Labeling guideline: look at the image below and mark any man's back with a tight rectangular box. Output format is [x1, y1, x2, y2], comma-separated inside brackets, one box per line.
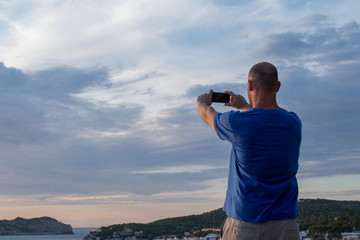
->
[215, 108, 302, 223]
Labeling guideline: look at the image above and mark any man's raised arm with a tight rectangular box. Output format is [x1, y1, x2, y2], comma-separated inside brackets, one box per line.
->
[197, 90, 218, 132]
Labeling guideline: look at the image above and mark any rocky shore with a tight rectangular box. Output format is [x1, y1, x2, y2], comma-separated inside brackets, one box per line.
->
[0, 216, 73, 235]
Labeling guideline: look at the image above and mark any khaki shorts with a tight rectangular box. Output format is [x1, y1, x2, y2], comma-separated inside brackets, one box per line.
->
[221, 217, 300, 240]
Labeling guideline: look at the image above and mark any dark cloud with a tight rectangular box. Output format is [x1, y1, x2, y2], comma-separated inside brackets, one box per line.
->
[0, 62, 231, 197]
[0, 62, 27, 87]
[254, 32, 310, 59]
[255, 18, 360, 64]
[0, 62, 150, 195]
[29, 66, 110, 101]
[299, 14, 330, 28]
[0, 63, 47, 143]
[0, 63, 136, 144]
[0, 166, 227, 196]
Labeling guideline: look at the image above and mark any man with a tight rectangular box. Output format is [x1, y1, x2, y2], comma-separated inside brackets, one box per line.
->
[197, 62, 301, 240]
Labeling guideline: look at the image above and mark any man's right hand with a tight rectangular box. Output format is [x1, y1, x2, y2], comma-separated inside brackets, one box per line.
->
[224, 91, 251, 111]
[197, 89, 218, 132]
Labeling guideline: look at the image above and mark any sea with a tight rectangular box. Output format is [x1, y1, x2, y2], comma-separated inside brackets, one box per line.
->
[0, 228, 93, 240]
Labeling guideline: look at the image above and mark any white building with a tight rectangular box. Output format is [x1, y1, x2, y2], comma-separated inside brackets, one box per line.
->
[299, 231, 308, 240]
[205, 233, 217, 240]
[342, 232, 360, 240]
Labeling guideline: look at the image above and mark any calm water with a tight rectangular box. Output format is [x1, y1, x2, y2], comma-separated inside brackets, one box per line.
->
[0, 228, 93, 240]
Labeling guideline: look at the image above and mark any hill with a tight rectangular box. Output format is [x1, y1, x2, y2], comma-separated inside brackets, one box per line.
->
[0, 217, 73, 236]
[298, 199, 360, 238]
[95, 208, 226, 239]
[94, 199, 360, 239]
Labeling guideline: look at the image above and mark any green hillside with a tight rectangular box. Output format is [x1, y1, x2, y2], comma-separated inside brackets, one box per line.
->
[298, 199, 360, 239]
[95, 199, 360, 239]
[97, 208, 226, 239]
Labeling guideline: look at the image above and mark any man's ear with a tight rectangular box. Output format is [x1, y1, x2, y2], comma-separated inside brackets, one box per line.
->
[248, 80, 253, 91]
[276, 81, 281, 92]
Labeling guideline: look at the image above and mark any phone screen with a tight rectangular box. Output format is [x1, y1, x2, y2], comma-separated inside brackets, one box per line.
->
[212, 92, 230, 103]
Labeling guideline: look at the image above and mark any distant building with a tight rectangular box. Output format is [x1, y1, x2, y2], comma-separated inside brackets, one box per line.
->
[201, 228, 220, 232]
[205, 233, 217, 240]
[154, 234, 177, 240]
[113, 231, 120, 238]
[299, 231, 308, 240]
[124, 236, 136, 240]
[166, 235, 178, 239]
[342, 232, 360, 240]
[122, 227, 133, 234]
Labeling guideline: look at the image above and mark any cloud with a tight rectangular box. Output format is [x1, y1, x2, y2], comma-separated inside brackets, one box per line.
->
[0, 62, 27, 87]
[300, 189, 360, 199]
[0, 62, 233, 198]
[132, 165, 227, 174]
[299, 14, 331, 28]
[0, 63, 127, 144]
[255, 17, 360, 66]
[0, 63, 146, 194]
[255, 32, 310, 59]
[30, 66, 109, 96]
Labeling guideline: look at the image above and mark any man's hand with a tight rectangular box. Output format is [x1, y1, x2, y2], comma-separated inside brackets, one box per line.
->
[224, 91, 251, 111]
[197, 90, 218, 132]
[197, 89, 213, 107]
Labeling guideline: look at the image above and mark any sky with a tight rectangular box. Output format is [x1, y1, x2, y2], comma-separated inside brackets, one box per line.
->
[0, 0, 359, 228]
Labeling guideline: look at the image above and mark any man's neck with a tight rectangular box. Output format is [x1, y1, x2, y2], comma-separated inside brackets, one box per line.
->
[250, 94, 280, 109]
[252, 103, 280, 109]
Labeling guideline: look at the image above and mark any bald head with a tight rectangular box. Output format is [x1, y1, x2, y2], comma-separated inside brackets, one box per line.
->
[249, 62, 279, 93]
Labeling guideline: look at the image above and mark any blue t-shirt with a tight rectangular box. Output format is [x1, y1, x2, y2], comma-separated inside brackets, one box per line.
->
[214, 108, 301, 223]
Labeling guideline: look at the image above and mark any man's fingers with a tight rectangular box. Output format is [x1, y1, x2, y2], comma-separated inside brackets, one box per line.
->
[225, 90, 234, 96]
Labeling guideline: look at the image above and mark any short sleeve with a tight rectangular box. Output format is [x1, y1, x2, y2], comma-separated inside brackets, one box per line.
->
[214, 111, 235, 141]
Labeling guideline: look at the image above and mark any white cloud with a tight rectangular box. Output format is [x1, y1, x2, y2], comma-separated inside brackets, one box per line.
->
[132, 165, 227, 174]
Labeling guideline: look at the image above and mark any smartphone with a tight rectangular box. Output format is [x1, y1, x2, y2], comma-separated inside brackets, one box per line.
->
[212, 92, 230, 103]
